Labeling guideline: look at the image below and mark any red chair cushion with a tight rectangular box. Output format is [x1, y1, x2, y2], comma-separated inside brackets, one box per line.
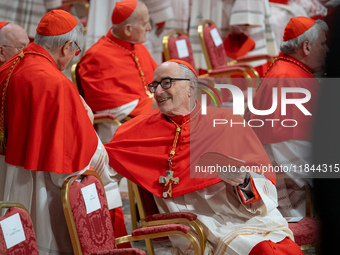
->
[168, 34, 196, 69]
[288, 217, 320, 246]
[145, 212, 197, 222]
[0, 207, 39, 254]
[203, 24, 228, 69]
[131, 224, 190, 236]
[69, 175, 116, 254]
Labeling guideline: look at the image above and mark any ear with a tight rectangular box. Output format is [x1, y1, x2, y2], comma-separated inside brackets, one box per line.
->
[302, 41, 311, 56]
[188, 80, 197, 97]
[123, 24, 133, 37]
[62, 40, 73, 56]
[0, 46, 6, 63]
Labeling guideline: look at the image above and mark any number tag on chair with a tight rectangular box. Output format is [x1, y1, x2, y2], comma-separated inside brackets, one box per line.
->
[210, 28, 223, 47]
[176, 39, 189, 58]
[0, 213, 25, 249]
[81, 183, 101, 214]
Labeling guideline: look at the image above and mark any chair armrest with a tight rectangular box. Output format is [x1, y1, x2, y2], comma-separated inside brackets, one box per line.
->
[93, 113, 122, 126]
[145, 212, 197, 222]
[132, 224, 190, 236]
[115, 224, 201, 254]
[142, 213, 206, 254]
[232, 54, 274, 64]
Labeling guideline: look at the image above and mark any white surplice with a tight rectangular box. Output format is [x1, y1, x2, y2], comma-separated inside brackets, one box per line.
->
[154, 172, 293, 255]
[0, 137, 121, 255]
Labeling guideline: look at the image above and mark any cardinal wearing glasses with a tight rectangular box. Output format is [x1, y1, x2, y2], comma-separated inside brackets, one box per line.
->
[0, 10, 123, 255]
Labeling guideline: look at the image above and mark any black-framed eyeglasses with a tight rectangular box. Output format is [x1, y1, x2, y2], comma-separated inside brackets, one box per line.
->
[74, 41, 81, 56]
[148, 78, 190, 93]
[65, 41, 81, 56]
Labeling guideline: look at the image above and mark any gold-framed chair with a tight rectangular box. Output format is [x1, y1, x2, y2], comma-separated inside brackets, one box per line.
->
[162, 29, 252, 82]
[0, 201, 39, 255]
[287, 184, 320, 252]
[127, 180, 207, 255]
[62, 170, 201, 255]
[163, 29, 251, 105]
[197, 19, 274, 89]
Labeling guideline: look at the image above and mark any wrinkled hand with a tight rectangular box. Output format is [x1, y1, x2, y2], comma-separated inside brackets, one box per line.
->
[197, 152, 247, 186]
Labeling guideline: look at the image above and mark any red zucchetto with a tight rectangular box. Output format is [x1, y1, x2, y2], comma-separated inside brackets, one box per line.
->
[36, 10, 77, 36]
[0, 22, 9, 30]
[283, 16, 316, 41]
[111, 0, 138, 25]
[223, 33, 255, 59]
[168, 59, 198, 77]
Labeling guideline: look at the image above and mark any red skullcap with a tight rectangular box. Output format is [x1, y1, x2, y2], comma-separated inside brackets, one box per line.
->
[36, 10, 77, 36]
[111, 0, 138, 25]
[0, 22, 9, 30]
[223, 33, 255, 59]
[168, 59, 198, 77]
[283, 16, 316, 41]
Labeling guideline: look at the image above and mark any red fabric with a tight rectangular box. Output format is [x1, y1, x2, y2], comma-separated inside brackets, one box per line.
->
[223, 33, 255, 59]
[140, 187, 159, 215]
[132, 224, 190, 236]
[288, 217, 320, 246]
[0, 22, 9, 30]
[112, 207, 132, 249]
[145, 212, 197, 222]
[283, 16, 316, 41]
[105, 103, 274, 199]
[156, 21, 166, 27]
[0, 207, 39, 254]
[167, 35, 196, 70]
[69, 175, 117, 254]
[269, 0, 289, 4]
[36, 10, 77, 36]
[111, 0, 137, 24]
[249, 237, 303, 255]
[247, 54, 318, 144]
[0, 43, 97, 173]
[77, 30, 157, 115]
[203, 23, 228, 69]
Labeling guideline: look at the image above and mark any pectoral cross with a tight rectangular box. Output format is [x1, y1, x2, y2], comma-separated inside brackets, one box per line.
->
[159, 170, 179, 198]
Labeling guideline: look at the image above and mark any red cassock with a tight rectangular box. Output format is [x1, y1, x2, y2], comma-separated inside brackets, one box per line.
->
[0, 43, 98, 173]
[247, 53, 319, 144]
[77, 29, 158, 116]
[105, 104, 275, 199]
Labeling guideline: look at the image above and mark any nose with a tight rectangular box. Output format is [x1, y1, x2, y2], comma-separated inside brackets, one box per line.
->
[146, 21, 152, 31]
[154, 83, 165, 95]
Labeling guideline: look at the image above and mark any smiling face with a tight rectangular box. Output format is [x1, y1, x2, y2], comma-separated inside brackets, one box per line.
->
[153, 62, 192, 117]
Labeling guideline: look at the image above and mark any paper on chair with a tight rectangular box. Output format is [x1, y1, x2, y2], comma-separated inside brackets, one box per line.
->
[176, 39, 189, 58]
[81, 183, 101, 214]
[0, 213, 26, 249]
[210, 28, 223, 47]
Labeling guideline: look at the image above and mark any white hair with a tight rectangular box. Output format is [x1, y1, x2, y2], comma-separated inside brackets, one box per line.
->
[280, 20, 328, 54]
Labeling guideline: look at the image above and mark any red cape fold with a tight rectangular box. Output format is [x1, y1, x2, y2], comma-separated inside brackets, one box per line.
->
[247, 53, 318, 144]
[0, 43, 98, 173]
[77, 30, 157, 116]
[105, 104, 274, 198]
